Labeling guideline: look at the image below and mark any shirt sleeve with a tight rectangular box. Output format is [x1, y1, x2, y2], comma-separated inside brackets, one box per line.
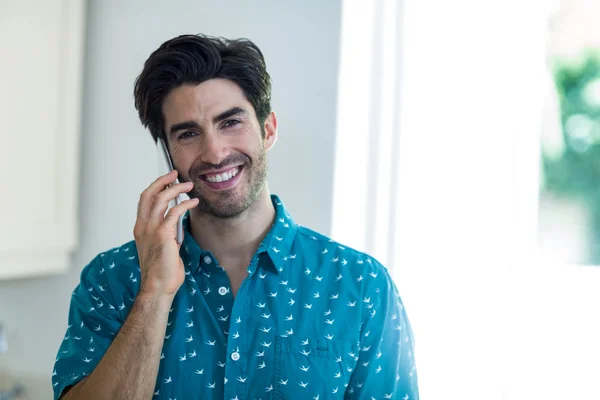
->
[52, 254, 123, 400]
[345, 260, 419, 400]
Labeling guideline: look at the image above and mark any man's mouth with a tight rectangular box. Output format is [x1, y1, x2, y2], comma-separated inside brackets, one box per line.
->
[200, 165, 243, 183]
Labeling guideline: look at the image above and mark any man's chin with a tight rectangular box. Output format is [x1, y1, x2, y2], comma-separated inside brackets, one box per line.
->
[192, 194, 249, 219]
[206, 205, 245, 219]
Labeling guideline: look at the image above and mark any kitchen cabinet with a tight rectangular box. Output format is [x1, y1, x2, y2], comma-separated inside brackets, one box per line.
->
[0, 0, 86, 279]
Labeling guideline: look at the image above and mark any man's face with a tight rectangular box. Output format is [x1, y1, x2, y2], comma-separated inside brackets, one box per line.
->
[162, 79, 277, 218]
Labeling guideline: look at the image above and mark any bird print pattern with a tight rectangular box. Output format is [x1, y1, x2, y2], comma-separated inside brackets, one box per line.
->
[52, 195, 419, 400]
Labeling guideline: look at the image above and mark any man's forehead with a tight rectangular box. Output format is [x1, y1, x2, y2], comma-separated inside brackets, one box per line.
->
[162, 80, 251, 124]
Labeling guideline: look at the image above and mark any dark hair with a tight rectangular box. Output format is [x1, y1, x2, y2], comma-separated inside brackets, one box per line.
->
[134, 34, 272, 143]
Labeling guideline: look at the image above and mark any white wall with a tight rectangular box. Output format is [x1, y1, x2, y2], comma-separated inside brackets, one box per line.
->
[0, 1, 342, 398]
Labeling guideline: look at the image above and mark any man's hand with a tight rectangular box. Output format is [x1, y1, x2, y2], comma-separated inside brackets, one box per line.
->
[133, 170, 198, 297]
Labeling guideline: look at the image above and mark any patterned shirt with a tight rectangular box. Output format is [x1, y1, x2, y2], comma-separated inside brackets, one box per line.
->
[53, 195, 419, 400]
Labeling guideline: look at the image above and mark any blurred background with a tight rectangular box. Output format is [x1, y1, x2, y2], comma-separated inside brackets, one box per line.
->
[2, 0, 600, 399]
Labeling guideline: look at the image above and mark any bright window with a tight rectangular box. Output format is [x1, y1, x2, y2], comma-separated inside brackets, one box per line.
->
[332, 1, 600, 399]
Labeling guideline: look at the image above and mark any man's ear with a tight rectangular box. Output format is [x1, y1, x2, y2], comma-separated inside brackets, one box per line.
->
[263, 111, 278, 151]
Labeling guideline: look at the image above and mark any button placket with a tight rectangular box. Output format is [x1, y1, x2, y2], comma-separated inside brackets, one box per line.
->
[224, 342, 246, 399]
[224, 275, 251, 399]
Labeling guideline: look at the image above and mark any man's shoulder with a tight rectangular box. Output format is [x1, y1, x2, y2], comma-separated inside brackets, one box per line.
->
[295, 225, 390, 275]
[79, 240, 141, 287]
[294, 226, 400, 312]
[96, 240, 139, 264]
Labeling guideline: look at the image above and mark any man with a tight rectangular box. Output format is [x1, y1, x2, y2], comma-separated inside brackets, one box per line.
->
[52, 34, 419, 400]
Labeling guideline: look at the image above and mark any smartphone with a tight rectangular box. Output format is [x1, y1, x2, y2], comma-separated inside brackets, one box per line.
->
[158, 138, 184, 244]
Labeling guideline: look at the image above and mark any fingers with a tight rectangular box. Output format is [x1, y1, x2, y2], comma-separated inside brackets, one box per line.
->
[137, 170, 178, 221]
[161, 198, 200, 237]
[148, 181, 194, 222]
[134, 171, 197, 242]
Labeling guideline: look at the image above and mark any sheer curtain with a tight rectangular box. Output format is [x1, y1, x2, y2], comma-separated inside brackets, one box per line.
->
[332, 1, 600, 399]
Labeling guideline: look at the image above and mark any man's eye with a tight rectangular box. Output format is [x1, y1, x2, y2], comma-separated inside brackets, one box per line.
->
[179, 131, 197, 140]
[223, 119, 240, 128]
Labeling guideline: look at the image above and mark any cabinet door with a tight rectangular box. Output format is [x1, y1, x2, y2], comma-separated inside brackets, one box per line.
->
[0, 0, 85, 279]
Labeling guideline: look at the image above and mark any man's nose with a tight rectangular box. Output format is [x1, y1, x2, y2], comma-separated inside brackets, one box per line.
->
[200, 132, 229, 166]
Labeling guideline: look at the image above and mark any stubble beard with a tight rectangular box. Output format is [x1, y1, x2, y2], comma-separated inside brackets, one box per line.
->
[187, 148, 268, 219]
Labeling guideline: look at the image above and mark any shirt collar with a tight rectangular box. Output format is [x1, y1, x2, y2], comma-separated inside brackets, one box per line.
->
[180, 194, 297, 275]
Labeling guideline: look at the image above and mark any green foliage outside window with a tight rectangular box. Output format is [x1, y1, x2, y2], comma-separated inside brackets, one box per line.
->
[543, 49, 600, 263]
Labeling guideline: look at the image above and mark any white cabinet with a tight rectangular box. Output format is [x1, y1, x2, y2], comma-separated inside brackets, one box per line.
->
[0, 0, 85, 279]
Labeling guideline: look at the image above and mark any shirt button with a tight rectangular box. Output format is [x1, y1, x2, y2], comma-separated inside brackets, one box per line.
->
[203, 256, 212, 264]
[218, 286, 228, 296]
[231, 351, 240, 361]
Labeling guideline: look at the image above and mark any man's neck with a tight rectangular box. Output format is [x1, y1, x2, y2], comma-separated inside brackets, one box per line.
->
[188, 188, 276, 270]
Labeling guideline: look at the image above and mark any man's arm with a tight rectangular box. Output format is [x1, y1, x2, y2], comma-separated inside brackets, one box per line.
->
[345, 261, 419, 399]
[61, 292, 172, 400]
[55, 171, 198, 400]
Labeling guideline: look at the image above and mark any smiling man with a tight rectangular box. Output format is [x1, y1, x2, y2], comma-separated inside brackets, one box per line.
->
[52, 34, 419, 400]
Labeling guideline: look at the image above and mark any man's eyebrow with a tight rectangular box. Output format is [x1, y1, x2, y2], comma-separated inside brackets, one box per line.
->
[213, 106, 248, 124]
[169, 121, 200, 137]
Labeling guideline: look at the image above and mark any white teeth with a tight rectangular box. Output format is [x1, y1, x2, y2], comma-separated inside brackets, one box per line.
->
[205, 167, 239, 183]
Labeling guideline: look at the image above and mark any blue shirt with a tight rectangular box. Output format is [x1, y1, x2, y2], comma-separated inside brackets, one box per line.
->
[53, 195, 419, 400]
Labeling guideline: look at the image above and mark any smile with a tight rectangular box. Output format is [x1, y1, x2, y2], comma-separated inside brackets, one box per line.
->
[202, 166, 241, 183]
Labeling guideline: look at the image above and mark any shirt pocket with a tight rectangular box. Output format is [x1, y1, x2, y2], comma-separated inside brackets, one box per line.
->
[273, 335, 358, 400]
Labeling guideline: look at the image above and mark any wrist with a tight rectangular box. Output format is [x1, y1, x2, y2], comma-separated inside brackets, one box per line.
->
[136, 288, 176, 309]
[139, 277, 181, 297]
